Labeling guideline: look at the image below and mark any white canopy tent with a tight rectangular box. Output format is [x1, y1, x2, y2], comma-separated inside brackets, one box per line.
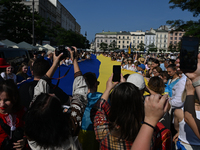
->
[43, 44, 55, 51]
[0, 41, 6, 48]
[36, 44, 48, 51]
[17, 41, 38, 51]
[0, 39, 16, 47]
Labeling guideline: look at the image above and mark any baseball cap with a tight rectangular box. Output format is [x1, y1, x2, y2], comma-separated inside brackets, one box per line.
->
[138, 64, 145, 70]
[127, 73, 145, 90]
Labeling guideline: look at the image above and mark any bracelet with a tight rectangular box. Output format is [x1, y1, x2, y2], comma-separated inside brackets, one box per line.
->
[142, 121, 156, 130]
[192, 79, 200, 87]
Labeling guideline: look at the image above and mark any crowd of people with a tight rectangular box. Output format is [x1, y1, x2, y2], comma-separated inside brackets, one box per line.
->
[0, 47, 199, 150]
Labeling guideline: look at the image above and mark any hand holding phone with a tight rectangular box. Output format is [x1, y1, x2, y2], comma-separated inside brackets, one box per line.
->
[112, 65, 121, 82]
[180, 37, 199, 73]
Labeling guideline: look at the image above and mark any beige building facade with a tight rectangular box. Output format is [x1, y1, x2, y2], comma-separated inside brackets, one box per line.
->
[117, 31, 131, 49]
[167, 30, 185, 50]
[130, 31, 145, 50]
[95, 31, 117, 51]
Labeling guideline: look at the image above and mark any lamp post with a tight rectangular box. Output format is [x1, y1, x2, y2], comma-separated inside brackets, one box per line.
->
[32, 0, 35, 46]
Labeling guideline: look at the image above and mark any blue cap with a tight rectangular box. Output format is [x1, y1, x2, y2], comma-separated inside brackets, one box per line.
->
[138, 64, 145, 70]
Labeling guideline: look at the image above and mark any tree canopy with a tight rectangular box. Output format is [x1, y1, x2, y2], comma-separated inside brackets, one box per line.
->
[0, 0, 90, 48]
[167, 0, 200, 38]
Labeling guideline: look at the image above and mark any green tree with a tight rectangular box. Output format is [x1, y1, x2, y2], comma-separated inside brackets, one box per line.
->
[109, 40, 117, 50]
[100, 42, 108, 51]
[0, 0, 51, 44]
[147, 43, 157, 52]
[168, 43, 176, 53]
[167, 0, 200, 38]
[138, 41, 145, 51]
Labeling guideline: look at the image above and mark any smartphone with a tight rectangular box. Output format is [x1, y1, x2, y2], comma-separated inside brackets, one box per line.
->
[112, 65, 121, 82]
[180, 37, 199, 72]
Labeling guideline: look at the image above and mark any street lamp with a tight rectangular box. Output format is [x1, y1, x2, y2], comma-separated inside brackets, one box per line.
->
[32, 0, 35, 46]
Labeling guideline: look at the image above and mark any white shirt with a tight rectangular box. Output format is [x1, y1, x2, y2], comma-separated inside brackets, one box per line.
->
[179, 108, 200, 145]
[63, 59, 72, 66]
[123, 64, 137, 72]
[0, 72, 17, 83]
[170, 74, 187, 109]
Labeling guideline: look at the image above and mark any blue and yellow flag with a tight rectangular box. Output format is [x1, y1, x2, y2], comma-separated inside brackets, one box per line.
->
[128, 43, 131, 54]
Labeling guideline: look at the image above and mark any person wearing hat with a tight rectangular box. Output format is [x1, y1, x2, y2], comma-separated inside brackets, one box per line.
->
[138, 57, 145, 64]
[0, 58, 17, 83]
[136, 64, 146, 75]
[44, 51, 53, 66]
[122, 57, 137, 72]
[127, 73, 146, 96]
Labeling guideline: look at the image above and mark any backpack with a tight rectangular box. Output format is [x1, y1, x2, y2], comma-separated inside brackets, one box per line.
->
[151, 122, 172, 150]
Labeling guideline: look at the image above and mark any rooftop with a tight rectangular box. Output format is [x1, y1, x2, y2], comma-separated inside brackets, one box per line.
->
[145, 32, 156, 35]
[96, 32, 117, 35]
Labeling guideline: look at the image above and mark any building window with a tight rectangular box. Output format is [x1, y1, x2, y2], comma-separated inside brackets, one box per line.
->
[179, 37, 181, 40]
[118, 45, 120, 48]
[137, 41, 139, 43]
[101, 40, 102, 42]
[127, 37, 129, 39]
[138, 37, 139, 39]
[170, 41, 172, 44]
[160, 35, 162, 38]
[133, 40, 135, 43]
[175, 33, 177, 36]
[170, 33, 173, 36]
[123, 41, 124, 43]
[141, 36, 143, 39]
[164, 40, 166, 43]
[164, 45, 166, 48]
[164, 35, 167, 38]
[123, 45, 125, 48]
[179, 33, 182, 36]
[175, 37, 177, 40]
[137, 45, 139, 48]
[170, 37, 173, 40]
[119, 36, 121, 39]
[123, 36, 125, 39]
[174, 41, 177, 44]
[97, 43, 99, 47]
[133, 37, 135, 39]
[127, 41, 129, 44]
[110, 40, 112, 42]
[97, 40, 99, 42]
[105, 40, 107, 42]
[119, 41, 120, 43]
[127, 45, 129, 48]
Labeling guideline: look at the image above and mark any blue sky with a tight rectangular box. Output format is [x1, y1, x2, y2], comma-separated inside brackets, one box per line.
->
[59, 0, 198, 43]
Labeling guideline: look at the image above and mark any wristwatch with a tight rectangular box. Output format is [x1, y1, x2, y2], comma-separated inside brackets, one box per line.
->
[192, 79, 200, 87]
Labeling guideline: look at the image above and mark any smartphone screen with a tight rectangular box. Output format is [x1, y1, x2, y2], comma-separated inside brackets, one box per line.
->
[112, 65, 121, 82]
[180, 37, 199, 72]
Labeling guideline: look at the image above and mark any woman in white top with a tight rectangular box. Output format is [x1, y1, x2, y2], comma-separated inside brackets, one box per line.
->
[173, 89, 200, 150]
[123, 58, 137, 72]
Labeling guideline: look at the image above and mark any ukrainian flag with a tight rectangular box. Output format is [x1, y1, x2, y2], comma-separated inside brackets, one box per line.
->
[128, 42, 131, 54]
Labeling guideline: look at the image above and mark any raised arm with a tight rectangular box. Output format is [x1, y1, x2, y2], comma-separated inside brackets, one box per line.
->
[46, 52, 63, 78]
[184, 78, 200, 139]
[131, 94, 169, 150]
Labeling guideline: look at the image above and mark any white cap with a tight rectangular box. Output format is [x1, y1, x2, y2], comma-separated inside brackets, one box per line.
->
[127, 73, 145, 90]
